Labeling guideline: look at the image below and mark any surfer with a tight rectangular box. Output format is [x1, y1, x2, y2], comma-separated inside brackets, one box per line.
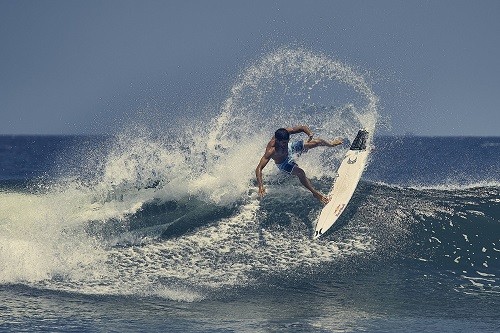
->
[256, 126, 343, 204]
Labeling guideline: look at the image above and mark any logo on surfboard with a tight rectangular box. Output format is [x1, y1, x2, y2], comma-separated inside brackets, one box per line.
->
[334, 203, 346, 217]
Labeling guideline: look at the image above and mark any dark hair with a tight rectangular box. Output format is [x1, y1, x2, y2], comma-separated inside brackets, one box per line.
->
[274, 128, 290, 141]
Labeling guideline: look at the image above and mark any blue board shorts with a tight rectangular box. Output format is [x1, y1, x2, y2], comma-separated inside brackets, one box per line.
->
[275, 140, 304, 174]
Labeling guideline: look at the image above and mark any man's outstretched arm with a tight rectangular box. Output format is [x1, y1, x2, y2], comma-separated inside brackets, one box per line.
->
[285, 125, 313, 140]
[255, 154, 271, 197]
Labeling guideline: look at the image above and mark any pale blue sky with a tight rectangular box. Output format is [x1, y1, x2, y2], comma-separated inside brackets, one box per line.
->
[1, 0, 499, 135]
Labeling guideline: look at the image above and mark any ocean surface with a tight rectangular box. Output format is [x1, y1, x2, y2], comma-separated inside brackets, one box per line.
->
[1, 49, 499, 332]
[1, 134, 498, 333]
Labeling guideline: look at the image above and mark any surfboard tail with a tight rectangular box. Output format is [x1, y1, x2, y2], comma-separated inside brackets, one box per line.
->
[313, 229, 320, 239]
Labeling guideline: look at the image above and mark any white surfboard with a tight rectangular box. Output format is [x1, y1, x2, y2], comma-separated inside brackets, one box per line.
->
[314, 129, 370, 239]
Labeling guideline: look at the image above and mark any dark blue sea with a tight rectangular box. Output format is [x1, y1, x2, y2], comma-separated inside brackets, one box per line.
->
[0, 134, 498, 333]
[1, 49, 499, 332]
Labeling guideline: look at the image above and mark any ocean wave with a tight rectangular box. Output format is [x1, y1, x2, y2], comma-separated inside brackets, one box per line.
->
[2, 178, 498, 301]
[0, 48, 380, 301]
[3, 45, 498, 302]
[407, 181, 500, 191]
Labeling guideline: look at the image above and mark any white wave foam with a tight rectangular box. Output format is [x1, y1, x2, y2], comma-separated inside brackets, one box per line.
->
[371, 180, 500, 192]
[408, 180, 500, 191]
[0, 191, 108, 284]
[92, 198, 373, 298]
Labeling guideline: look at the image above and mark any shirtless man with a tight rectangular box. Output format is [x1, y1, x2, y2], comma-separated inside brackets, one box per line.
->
[255, 125, 343, 204]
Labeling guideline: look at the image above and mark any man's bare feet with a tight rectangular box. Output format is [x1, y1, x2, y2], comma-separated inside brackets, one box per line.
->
[313, 192, 330, 205]
[329, 137, 343, 146]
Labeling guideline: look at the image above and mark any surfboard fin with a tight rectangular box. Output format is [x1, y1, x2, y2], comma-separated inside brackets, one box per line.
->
[314, 229, 323, 239]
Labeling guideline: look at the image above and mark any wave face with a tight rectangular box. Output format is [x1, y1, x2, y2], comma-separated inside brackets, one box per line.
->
[1, 48, 499, 305]
[1, 178, 498, 302]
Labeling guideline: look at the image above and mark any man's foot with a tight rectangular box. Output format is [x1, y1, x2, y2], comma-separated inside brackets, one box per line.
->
[313, 192, 330, 205]
[329, 137, 343, 146]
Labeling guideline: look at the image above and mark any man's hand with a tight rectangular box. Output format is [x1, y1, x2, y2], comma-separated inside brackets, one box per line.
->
[256, 150, 271, 199]
[258, 186, 266, 198]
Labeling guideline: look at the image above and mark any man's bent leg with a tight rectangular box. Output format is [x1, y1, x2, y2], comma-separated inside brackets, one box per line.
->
[304, 137, 343, 150]
[291, 166, 329, 204]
